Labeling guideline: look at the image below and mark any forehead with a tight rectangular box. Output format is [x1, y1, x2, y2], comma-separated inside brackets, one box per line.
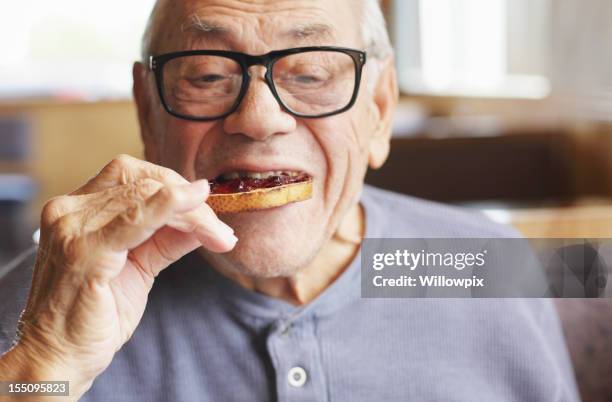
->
[154, 0, 360, 54]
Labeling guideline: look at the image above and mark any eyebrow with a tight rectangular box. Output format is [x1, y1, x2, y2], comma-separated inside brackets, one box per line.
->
[182, 15, 231, 37]
[286, 23, 335, 41]
[182, 15, 336, 46]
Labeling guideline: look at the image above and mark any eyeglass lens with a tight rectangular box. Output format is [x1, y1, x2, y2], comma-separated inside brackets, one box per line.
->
[162, 50, 357, 118]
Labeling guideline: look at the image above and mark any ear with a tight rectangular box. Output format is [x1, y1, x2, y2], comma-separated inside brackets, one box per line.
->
[133, 62, 160, 164]
[368, 57, 399, 170]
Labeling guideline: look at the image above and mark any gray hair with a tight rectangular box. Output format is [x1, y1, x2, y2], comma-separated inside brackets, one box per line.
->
[360, 0, 394, 90]
[142, 0, 392, 59]
[360, 0, 393, 60]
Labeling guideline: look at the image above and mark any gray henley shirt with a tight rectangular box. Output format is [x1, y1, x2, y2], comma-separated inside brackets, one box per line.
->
[0, 185, 580, 401]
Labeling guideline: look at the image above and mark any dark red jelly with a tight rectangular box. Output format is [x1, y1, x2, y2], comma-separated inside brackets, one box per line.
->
[210, 173, 311, 194]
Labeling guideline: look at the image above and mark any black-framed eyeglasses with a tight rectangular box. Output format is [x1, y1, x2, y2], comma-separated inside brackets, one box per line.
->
[148, 46, 367, 121]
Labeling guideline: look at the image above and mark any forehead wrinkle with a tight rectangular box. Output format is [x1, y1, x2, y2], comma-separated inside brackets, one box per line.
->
[161, 1, 356, 54]
[180, 18, 338, 50]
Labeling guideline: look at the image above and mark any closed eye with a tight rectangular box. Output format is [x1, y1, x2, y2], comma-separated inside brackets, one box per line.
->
[195, 74, 225, 83]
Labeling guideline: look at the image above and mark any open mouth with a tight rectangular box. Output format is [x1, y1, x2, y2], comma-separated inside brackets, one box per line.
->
[209, 171, 311, 194]
[207, 171, 313, 214]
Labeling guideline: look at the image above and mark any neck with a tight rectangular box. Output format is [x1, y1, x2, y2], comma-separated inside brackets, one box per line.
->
[212, 203, 365, 305]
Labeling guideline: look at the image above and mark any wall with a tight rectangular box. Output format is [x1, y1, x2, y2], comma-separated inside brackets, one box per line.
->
[0, 100, 143, 218]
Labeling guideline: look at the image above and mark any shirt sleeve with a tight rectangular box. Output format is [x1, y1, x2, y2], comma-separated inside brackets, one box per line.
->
[0, 247, 36, 354]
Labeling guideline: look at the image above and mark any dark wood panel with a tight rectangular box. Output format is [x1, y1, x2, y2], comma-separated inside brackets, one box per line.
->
[365, 133, 576, 203]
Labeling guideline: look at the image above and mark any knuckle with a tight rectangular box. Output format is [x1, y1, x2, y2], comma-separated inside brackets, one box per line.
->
[116, 182, 156, 210]
[59, 235, 82, 267]
[159, 186, 182, 207]
[52, 214, 77, 240]
[114, 153, 134, 165]
[134, 178, 163, 197]
[106, 154, 135, 184]
[49, 216, 83, 265]
[107, 154, 128, 171]
[40, 196, 69, 227]
[120, 184, 142, 203]
[120, 202, 146, 226]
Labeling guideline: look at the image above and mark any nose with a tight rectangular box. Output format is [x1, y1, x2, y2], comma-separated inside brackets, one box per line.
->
[223, 67, 296, 141]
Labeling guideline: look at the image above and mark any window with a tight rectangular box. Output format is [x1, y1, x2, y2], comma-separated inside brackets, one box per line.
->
[0, 0, 156, 100]
[392, 0, 551, 99]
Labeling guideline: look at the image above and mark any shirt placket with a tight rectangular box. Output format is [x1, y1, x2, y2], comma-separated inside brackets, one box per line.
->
[266, 315, 327, 402]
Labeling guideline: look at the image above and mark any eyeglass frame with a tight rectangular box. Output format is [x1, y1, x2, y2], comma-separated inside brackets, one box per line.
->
[148, 46, 367, 122]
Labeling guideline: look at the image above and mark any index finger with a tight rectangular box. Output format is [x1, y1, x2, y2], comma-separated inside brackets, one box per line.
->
[71, 154, 189, 196]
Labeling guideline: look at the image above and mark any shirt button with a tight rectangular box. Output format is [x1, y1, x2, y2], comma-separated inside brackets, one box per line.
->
[287, 366, 307, 388]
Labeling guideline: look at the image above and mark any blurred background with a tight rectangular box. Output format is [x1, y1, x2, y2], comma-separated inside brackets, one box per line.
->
[1, 0, 612, 264]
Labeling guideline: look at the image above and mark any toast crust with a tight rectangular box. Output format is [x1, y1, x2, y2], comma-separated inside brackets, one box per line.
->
[207, 179, 313, 213]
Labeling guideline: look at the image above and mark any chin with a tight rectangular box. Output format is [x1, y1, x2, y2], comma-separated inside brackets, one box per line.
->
[204, 199, 326, 277]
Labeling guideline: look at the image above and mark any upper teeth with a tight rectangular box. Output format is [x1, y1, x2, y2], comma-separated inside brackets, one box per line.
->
[220, 171, 295, 180]
[221, 172, 240, 180]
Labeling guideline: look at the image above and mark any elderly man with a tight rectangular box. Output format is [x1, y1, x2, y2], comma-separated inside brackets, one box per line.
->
[0, 0, 580, 401]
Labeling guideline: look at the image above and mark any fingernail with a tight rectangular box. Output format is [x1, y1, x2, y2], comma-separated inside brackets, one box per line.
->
[219, 230, 238, 246]
[228, 233, 238, 245]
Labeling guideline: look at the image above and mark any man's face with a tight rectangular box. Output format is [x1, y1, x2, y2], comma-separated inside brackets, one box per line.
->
[134, 0, 397, 277]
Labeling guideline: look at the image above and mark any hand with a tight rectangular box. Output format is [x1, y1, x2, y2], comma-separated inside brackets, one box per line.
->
[0, 155, 236, 399]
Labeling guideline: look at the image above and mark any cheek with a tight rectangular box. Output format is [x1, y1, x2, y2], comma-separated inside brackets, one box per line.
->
[307, 117, 369, 205]
[312, 114, 370, 174]
[158, 120, 217, 180]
